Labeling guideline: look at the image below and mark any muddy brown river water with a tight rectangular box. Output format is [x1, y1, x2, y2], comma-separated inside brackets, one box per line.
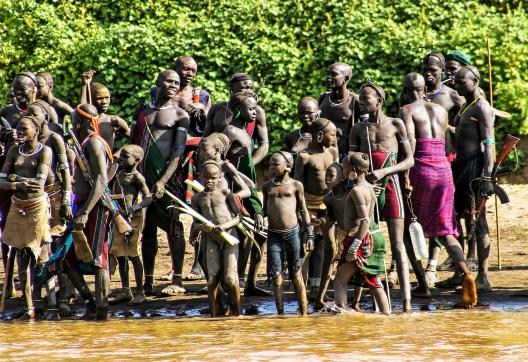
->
[1, 305, 527, 360]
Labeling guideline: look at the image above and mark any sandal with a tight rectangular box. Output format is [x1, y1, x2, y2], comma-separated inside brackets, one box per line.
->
[184, 272, 205, 281]
[110, 289, 133, 304]
[437, 257, 455, 271]
[156, 270, 174, 281]
[129, 293, 146, 305]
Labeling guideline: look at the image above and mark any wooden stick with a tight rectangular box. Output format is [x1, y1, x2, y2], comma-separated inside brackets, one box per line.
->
[487, 38, 502, 270]
[0, 247, 15, 313]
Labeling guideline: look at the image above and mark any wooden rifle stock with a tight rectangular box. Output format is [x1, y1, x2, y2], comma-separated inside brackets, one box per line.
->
[494, 134, 520, 171]
[69, 130, 132, 235]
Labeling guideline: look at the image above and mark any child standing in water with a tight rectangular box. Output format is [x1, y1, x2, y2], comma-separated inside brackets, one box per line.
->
[333, 152, 390, 314]
[190, 160, 242, 317]
[259, 151, 314, 315]
[110, 144, 152, 305]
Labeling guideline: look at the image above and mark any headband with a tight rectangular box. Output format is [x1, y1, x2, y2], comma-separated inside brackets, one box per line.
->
[276, 151, 293, 167]
[76, 105, 100, 133]
[200, 160, 223, 171]
[360, 80, 386, 103]
[31, 101, 50, 123]
[231, 73, 252, 84]
[19, 115, 41, 130]
[422, 53, 445, 69]
[462, 66, 480, 81]
[16, 72, 38, 87]
[311, 118, 331, 133]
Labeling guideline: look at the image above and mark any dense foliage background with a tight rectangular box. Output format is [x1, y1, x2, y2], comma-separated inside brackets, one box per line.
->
[1, 0, 526, 163]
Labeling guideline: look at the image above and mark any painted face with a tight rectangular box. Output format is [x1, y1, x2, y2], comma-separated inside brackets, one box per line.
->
[27, 104, 48, 125]
[231, 80, 253, 95]
[176, 59, 197, 86]
[94, 87, 111, 113]
[16, 118, 39, 143]
[454, 70, 476, 97]
[158, 72, 180, 99]
[13, 76, 36, 107]
[297, 100, 318, 127]
[239, 97, 257, 122]
[201, 165, 222, 191]
[268, 153, 289, 177]
[36, 76, 51, 98]
[118, 149, 137, 168]
[326, 65, 347, 89]
[358, 88, 380, 114]
[421, 64, 442, 87]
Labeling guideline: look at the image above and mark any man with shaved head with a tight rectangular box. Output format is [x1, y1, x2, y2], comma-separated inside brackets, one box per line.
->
[131, 69, 190, 295]
[446, 65, 495, 292]
[350, 80, 414, 312]
[80, 70, 130, 150]
[319, 62, 359, 158]
[36, 72, 73, 126]
[399, 73, 476, 303]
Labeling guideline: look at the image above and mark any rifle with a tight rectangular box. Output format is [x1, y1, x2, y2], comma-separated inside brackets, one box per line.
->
[466, 134, 520, 241]
[69, 129, 132, 236]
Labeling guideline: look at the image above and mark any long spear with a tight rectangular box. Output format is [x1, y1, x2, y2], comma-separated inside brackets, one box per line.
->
[487, 38, 502, 270]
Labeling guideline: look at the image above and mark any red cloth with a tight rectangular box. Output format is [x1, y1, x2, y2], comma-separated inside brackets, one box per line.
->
[370, 151, 404, 219]
[407, 138, 459, 238]
[338, 234, 382, 288]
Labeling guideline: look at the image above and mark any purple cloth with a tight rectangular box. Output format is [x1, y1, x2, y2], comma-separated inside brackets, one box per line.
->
[408, 138, 459, 237]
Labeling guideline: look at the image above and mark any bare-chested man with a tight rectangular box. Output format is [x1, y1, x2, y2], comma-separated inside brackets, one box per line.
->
[63, 104, 113, 320]
[284, 97, 319, 157]
[131, 70, 189, 295]
[0, 115, 52, 319]
[333, 152, 390, 314]
[205, 73, 269, 166]
[36, 72, 73, 126]
[190, 161, 242, 317]
[80, 71, 130, 150]
[222, 93, 267, 295]
[421, 52, 469, 278]
[319, 62, 359, 158]
[399, 73, 477, 306]
[449, 66, 495, 292]
[260, 152, 313, 315]
[294, 118, 336, 297]
[350, 81, 414, 312]
[445, 51, 472, 89]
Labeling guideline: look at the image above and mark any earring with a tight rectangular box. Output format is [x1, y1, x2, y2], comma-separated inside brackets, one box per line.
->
[317, 133, 323, 143]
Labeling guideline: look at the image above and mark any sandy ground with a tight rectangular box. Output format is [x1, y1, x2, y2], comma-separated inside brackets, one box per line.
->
[0, 184, 527, 319]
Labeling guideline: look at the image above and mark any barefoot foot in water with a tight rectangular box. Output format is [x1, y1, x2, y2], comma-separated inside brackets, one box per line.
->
[475, 275, 492, 292]
[412, 285, 432, 298]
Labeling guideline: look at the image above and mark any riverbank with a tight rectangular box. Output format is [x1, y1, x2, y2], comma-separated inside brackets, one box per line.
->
[1, 184, 527, 320]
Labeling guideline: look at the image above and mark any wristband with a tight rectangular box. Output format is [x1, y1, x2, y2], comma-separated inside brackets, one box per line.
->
[62, 191, 72, 205]
[11, 182, 16, 190]
[0, 173, 7, 179]
[347, 238, 362, 254]
[482, 138, 495, 145]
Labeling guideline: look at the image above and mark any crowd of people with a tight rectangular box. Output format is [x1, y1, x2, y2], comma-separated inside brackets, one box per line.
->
[0, 50, 498, 320]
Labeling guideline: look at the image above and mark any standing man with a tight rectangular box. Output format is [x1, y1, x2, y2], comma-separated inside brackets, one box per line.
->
[80, 71, 130, 150]
[399, 73, 476, 304]
[65, 104, 113, 320]
[36, 72, 73, 126]
[284, 97, 319, 157]
[450, 66, 495, 291]
[350, 81, 414, 312]
[420, 52, 466, 279]
[131, 70, 190, 295]
[205, 73, 269, 166]
[319, 62, 359, 158]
